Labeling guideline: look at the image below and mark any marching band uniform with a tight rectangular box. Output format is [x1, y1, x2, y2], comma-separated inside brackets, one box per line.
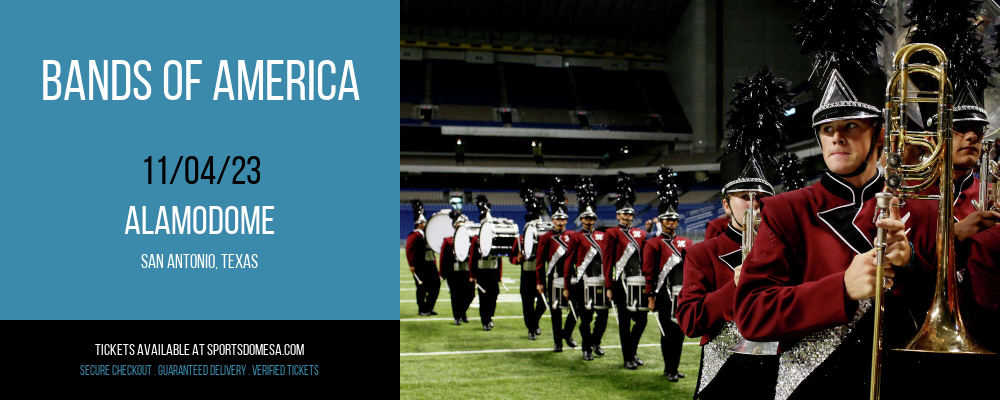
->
[439, 210, 474, 325]
[644, 167, 690, 381]
[512, 236, 546, 340]
[677, 65, 794, 396]
[564, 180, 608, 361]
[704, 217, 728, 241]
[470, 195, 503, 331]
[734, 10, 941, 397]
[514, 188, 548, 340]
[406, 201, 440, 316]
[960, 225, 1000, 353]
[603, 172, 647, 369]
[536, 184, 577, 351]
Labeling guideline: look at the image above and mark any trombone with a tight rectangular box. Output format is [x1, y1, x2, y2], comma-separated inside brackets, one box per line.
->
[873, 42, 993, 400]
[972, 139, 998, 212]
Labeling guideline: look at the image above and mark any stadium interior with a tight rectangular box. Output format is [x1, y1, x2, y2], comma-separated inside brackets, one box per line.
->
[400, 0, 828, 243]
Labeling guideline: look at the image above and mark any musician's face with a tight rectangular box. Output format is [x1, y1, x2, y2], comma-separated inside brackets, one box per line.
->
[661, 219, 678, 233]
[953, 122, 986, 170]
[553, 218, 567, 230]
[581, 217, 595, 230]
[617, 213, 633, 227]
[417, 222, 426, 231]
[723, 191, 765, 232]
[818, 118, 883, 175]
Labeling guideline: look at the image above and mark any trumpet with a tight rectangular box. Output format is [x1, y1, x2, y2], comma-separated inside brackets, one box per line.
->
[972, 139, 998, 212]
[742, 192, 759, 261]
[873, 42, 992, 400]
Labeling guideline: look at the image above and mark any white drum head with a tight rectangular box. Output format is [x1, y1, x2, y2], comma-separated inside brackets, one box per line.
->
[425, 212, 454, 254]
[479, 221, 496, 256]
[524, 224, 537, 257]
[454, 225, 471, 262]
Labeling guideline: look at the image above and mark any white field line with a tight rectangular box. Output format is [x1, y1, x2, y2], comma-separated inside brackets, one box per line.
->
[400, 343, 698, 356]
[403, 293, 522, 303]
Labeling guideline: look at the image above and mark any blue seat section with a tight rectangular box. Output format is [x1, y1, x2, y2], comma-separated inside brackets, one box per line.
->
[504, 64, 576, 109]
[400, 118, 422, 125]
[431, 61, 500, 106]
[573, 68, 645, 112]
[510, 122, 580, 130]
[401, 60, 424, 104]
[430, 120, 503, 127]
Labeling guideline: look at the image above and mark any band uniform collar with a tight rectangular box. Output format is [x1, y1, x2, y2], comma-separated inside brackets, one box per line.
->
[724, 223, 742, 245]
[820, 169, 884, 207]
[955, 169, 975, 194]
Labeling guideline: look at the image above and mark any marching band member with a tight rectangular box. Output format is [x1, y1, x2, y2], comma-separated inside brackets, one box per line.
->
[406, 200, 440, 316]
[564, 177, 609, 361]
[644, 166, 690, 382]
[910, 5, 1000, 241]
[603, 172, 647, 370]
[676, 66, 789, 398]
[470, 195, 503, 331]
[734, 4, 941, 398]
[439, 209, 475, 325]
[511, 189, 547, 340]
[535, 178, 578, 352]
[906, 0, 1000, 355]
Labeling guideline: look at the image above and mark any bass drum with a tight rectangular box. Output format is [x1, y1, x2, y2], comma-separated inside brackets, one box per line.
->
[425, 211, 454, 254]
[454, 224, 472, 262]
[522, 220, 553, 261]
[479, 219, 518, 257]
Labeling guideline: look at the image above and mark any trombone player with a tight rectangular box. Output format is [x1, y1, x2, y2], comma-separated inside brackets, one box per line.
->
[734, 2, 942, 398]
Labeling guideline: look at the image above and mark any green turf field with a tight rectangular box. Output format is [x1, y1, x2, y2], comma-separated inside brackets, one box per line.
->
[399, 249, 702, 399]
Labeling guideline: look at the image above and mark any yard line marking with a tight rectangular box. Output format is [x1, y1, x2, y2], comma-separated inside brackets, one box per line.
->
[400, 343, 697, 356]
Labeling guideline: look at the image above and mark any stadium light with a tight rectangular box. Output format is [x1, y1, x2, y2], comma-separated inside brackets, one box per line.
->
[785, 107, 796, 116]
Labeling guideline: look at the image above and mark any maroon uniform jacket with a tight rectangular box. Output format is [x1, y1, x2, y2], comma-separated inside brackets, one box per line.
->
[405, 229, 438, 272]
[469, 235, 503, 277]
[534, 229, 572, 284]
[676, 224, 742, 345]
[960, 225, 1000, 352]
[642, 232, 691, 294]
[439, 236, 473, 278]
[917, 170, 980, 222]
[601, 225, 647, 288]
[563, 228, 607, 287]
[735, 172, 939, 346]
[705, 217, 729, 241]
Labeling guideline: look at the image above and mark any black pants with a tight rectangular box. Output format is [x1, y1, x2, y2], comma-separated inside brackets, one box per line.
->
[612, 279, 647, 362]
[413, 266, 440, 314]
[548, 276, 577, 346]
[520, 269, 545, 332]
[656, 290, 685, 373]
[573, 283, 609, 351]
[446, 272, 474, 320]
[474, 269, 499, 326]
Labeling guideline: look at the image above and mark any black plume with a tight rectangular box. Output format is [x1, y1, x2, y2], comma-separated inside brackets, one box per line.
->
[776, 153, 807, 192]
[905, 0, 992, 93]
[575, 177, 596, 210]
[615, 171, 636, 210]
[724, 66, 792, 166]
[520, 188, 543, 219]
[411, 200, 424, 222]
[475, 194, 491, 220]
[549, 177, 567, 215]
[656, 166, 679, 215]
[793, 0, 893, 72]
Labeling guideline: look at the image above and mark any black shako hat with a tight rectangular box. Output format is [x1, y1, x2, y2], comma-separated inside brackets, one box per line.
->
[656, 166, 680, 220]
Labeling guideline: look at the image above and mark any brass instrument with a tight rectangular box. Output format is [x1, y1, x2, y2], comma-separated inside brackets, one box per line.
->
[873, 42, 993, 400]
[728, 192, 779, 355]
[742, 192, 759, 261]
[972, 139, 998, 212]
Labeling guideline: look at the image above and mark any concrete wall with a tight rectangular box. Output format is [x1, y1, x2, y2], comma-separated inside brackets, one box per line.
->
[665, 0, 812, 153]
[665, 0, 718, 154]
